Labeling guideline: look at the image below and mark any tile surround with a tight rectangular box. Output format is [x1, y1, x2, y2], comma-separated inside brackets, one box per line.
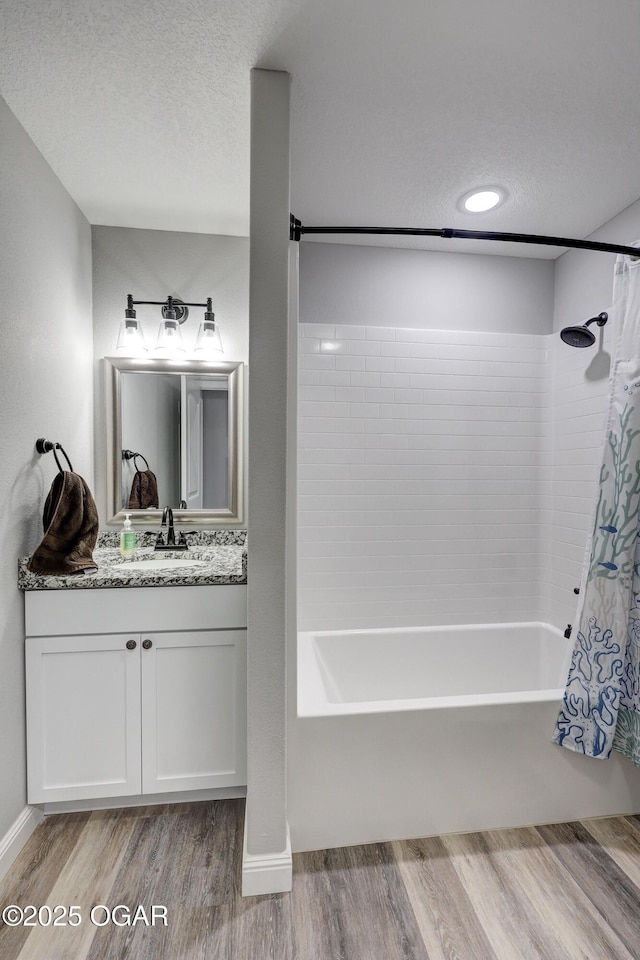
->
[298, 323, 608, 632]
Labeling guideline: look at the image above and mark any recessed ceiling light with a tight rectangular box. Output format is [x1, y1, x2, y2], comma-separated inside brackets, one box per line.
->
[459, 186, 506, 214]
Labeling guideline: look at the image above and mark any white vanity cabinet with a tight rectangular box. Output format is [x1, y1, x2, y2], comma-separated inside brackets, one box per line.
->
[25, 585, 247, 805]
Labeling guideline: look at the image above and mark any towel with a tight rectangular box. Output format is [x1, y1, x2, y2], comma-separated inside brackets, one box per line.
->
[28, 471, 99, 576]
[128, 469, 159, 509]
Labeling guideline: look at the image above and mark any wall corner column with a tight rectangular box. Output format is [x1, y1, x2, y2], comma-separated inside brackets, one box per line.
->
[243, 67, 293, 896]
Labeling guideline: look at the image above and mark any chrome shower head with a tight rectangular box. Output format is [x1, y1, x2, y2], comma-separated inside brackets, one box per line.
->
[560, 312, 608, 348]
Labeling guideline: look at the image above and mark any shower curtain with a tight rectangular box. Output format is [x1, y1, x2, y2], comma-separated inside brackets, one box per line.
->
[553, 251, 640, 768]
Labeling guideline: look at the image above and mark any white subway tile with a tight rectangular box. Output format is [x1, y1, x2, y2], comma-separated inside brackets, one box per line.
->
[365, 357, 396, 372]
[335, 324, 366, 339]
[336, 386, 365, 402]
[394, 358, 426, 373]
[349, 402, 381, 418]
[350, 372, 381, 387]
[394, 388, 424, 404]
[336, 355, 366, 371]
[320, 339, 350, 354]
[364, 387, 395, 403]
[365, 326, 396, 341]
[298, 369, 320, 386]
[380, 373, 411, 388]
[379, 403, 409, 418]
[299, 337, 320, 354]
[358, 340, 382, 356]
[300, 385, 336, 402]
[302, 354, 336, 370]
[298, 463, 352, 481]
[320, 370, 352, 386]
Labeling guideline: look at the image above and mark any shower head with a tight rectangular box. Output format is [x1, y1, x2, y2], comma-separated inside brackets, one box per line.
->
[560, 325, 596, 347]
[560, 312, 608, 348]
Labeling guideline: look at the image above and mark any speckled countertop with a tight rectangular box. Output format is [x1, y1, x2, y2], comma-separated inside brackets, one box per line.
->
[18, 531, 247, 591]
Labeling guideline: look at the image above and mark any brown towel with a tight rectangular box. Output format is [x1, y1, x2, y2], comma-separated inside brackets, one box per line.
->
[28, 471, 99, 576]
[128, 469, 159, 509]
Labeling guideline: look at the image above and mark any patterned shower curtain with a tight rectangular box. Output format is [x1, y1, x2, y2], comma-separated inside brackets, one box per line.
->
[553, 251, 640, 768]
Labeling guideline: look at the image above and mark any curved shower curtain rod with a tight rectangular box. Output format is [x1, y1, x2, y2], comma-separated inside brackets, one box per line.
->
[289, 215, 640, 259]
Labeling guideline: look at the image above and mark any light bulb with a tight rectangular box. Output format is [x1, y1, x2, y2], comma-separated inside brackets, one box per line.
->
[156, 319, 186, 355]
[194, 319, 223, 356]
[116, 316, 147, 355]
[459, 186, 506, 214]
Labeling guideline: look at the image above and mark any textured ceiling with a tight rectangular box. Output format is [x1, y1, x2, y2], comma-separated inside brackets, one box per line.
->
[1, 0, 640, 257]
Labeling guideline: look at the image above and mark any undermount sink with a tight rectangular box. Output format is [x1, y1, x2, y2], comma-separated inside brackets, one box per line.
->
[115, 557, 208, 572]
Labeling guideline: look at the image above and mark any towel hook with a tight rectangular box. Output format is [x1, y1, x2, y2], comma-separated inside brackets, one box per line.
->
[36, 438, 74, 474]
[122, 449, 150, 471]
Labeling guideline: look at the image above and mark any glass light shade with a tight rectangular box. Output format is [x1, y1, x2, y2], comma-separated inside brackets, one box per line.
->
[194, 320, 223, 356]
[116, 317, 147, 354]
[156, 319, 186, 354]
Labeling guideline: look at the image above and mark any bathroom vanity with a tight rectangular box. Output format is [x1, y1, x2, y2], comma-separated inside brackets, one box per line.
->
[19, 533, 247, 808]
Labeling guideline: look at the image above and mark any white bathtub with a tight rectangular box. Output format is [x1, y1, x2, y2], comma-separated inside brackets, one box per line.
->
[298, 621, 569, 716]
[289, 621, 640, 852]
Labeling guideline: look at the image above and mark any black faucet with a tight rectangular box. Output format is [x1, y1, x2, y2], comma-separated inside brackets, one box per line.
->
[155, 506, 188, 551]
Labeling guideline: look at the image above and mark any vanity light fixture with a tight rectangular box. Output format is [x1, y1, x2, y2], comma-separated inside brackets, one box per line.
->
[117, 294, 223, 358]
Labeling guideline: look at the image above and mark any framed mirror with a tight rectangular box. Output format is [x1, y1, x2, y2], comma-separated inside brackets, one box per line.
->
[104, 357, 244, 525]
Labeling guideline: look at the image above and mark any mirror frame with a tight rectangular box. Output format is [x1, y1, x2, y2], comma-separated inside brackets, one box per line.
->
[104, 356, 244, 526]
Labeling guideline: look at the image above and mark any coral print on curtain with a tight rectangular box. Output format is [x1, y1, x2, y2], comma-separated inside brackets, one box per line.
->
[553, 250, 640, 768]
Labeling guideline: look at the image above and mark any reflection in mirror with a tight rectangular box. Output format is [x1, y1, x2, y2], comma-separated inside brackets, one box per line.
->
[105, 357, 243, 525]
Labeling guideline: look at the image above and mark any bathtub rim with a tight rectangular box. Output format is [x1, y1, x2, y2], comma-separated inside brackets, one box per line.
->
[298, 620, 568, 719]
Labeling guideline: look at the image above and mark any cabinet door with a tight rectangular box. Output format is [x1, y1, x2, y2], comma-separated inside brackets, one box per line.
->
[141, 630, 247, 793]
[26, 634, 142, 804]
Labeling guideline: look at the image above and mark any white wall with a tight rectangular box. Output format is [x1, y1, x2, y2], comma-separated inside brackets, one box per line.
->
[300, 241, 555, 333]
[0, 96, 93, 839]
[91, 225, 249, 524]
[298, 323, 547, 629]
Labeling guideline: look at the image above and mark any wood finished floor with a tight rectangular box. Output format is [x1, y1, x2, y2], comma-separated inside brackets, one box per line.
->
[1, 801, 640, 959]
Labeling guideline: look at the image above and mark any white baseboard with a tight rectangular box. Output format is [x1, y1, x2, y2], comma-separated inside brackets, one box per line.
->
[41, 785, 246, 815]
[241, 812, 292, 897]
[0, 806, 44, 885]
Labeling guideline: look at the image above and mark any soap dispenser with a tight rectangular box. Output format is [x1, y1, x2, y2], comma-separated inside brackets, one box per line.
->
[120, 513, 136, 558]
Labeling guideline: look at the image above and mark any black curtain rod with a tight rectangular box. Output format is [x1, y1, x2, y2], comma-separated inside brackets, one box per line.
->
[289, 215, 640, 258]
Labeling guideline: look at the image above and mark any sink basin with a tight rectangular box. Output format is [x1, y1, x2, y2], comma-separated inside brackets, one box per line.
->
[115, 557, 208, 572]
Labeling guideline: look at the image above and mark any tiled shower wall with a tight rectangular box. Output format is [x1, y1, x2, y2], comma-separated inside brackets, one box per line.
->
[298, 323, 549, 630]
[298, 322, 612, 632]
[539, 334, 611, 628]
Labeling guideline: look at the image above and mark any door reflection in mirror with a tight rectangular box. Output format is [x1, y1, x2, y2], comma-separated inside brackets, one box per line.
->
[105, 357, 243, 525]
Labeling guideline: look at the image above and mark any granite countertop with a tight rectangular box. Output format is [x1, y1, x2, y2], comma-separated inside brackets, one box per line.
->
[18, 531, 247, 591]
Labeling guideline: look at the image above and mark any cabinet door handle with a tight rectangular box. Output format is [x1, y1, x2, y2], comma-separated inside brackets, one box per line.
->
[126, 639, 137, 651]
[142, 639, 153, 650]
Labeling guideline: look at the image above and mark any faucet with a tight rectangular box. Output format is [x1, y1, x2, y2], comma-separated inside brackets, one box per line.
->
[154, 506, 188, 551]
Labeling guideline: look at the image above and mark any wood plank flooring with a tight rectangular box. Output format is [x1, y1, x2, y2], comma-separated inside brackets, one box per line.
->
[1, 800, 640, 959]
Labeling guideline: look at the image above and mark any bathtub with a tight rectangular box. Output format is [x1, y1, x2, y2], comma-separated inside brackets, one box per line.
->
[288, 621, 640, 852]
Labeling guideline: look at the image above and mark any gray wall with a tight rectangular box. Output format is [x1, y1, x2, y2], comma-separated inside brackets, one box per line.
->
[246, 68, 291, 864]
[92, 225, 249, 524]
[554, 196, 640, 331]
[300, 241, 555, 333]
[0, 96, 93, 839]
